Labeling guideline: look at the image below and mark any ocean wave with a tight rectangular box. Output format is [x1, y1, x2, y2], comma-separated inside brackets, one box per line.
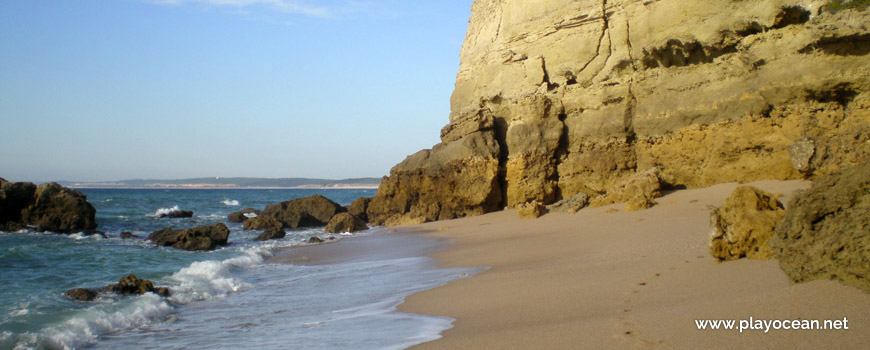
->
[148, 205, 180, 218]
[221, 199, 240, 206]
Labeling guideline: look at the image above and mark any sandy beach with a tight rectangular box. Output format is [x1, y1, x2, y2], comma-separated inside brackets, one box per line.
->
[391, 180, 870, 349]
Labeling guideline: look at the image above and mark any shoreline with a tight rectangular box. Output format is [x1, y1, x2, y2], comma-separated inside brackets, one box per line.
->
[394, 180, 870, 349]
[67, 186, 380, 190]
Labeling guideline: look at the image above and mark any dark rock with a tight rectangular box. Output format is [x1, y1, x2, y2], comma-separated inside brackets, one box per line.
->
[347, 197, 371, 222]
[65, 288, 99, 301]
[243, 216, 283, 231]
[771, 162, 870, 292]
[308, 237, 324, 244]
[709, 186, 784, 261]
[19, 182, 97, 233]
[254, 228, 286, 241]
[325, 213, 368, 233]
[227, 208, 260, 223]
[120, 232, 141, 239]
[147, 223, 230, 251]
[160, 209, 193, 218]
[106, 274, 171, 297]
[260, 195, 345, 229]
[0, 181, 37, 231]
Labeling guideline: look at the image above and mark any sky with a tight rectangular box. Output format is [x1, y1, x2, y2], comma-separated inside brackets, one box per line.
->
[0, 0, 473, 182]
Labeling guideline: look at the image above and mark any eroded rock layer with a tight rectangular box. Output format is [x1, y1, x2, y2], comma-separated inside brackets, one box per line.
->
[369, 0, 870, 225]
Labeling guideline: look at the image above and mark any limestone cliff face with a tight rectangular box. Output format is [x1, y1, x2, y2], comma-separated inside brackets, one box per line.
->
[368, 0, 870, 225]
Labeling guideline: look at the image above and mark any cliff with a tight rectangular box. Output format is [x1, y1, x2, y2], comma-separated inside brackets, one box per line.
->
[368, 0, 870, 226]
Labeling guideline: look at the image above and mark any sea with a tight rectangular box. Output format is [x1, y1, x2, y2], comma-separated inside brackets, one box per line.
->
[0, 189, 474, 350]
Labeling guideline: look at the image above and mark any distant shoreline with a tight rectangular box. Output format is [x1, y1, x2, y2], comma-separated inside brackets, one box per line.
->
[69, 185, 380, 190]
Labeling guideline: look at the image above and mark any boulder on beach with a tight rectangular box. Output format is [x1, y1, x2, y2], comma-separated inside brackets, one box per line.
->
[708, 186, 785, 261]
[160, 209, 193, 218]
[260, 195, 345, 229]
[1, 181, 96, 233]
[771, 162, 870, 292]
[548, 192, 589, 214]
[325, 213, 368, 233]
[591, 168, 663, 211]
[517, 200, 547, 219]
[148, 223, 230, 251]
[227, 208, 260, 223]
[347, 197, 371, 222]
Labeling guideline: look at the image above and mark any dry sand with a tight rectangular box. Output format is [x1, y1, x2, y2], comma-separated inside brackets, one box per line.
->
[396, 180, 870, 349]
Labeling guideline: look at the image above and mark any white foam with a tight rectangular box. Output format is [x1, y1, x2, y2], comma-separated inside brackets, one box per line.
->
[243, 212, 258, 218]
[149, 205, 180, 217]
[221, 199, 240, 206]
[166, 247, 268, 304]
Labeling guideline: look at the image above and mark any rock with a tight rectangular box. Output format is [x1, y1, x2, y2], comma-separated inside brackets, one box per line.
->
[106, 274, 171, 297]
[254, 228, 286, 241]
[591, 168, 663, 211]
[366, 0, 870, 225]
[709, 186, 785, 261]
[147, 223, 230, 251]
[20, 182, 97, 233]
[243, 216, 283, 232]
[227, 208, 260, 223]
[260, 195, 344, 229]
[0, 181, 37, 231]
[308, 237, 324, 244]
[771, 162, 870, 292]
[517, 200, 548, 219]
[548, 192, 589, 213]
[325, 213, 368, 233]
[120, 232, 141, 239]
[347, 197, 371, 222]
[159, 209, 193, 218]
[65, 288, 99, 301]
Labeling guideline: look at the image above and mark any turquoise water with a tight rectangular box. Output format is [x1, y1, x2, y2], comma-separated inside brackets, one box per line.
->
[0, 189, 470, 350]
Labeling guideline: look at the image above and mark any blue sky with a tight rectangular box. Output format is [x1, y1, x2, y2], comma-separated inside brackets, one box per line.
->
[0, 0, 472, 182]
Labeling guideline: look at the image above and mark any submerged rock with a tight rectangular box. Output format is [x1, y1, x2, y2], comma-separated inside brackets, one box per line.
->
[227, 208, 260, 223]
[147, 223, 230, 251]
[260, 195, 344, 229]
[709, 186, 785, 261]
[1, 181, 96, 233]
[772, 163, 870, 292]
[107, 274, 171, 297]
[159, 209, 193, 218]
[325, 213, 368, 233]
[308, 237, 324, 244]
[120, 231, 141, 239]
[65, 288, 99, 302]
[517, 200, 548, 219]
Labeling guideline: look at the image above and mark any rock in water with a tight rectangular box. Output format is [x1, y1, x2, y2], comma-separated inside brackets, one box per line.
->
[148, 223, 230, 251]
[771, 163, 870, 292]
[347, 197, 371, 222]
[227, 208, 260, 223]
[260, 195, 344, 229]
[325, 213, 368, 233]
[159, 209, 193, 218]
[0, 181, 37, 231]
[106, 274, 170, 297]
[254, 228, 286, 241]
[308, 237, 324, 244]
[517, 200, 548, 219]
[366, 0, 870, 225]
[15, 182, 96, 233]
[120, 231, 141, 239]
[243, 216, 283, 231]
[709, 186, 785, 261]
[65, 288, 99, 301]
